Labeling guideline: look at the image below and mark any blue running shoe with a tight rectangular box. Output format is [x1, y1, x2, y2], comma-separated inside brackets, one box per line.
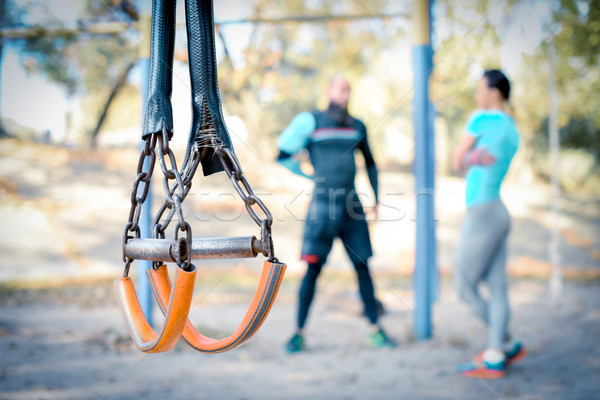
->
[285, 333, 305, 353]
[459, 356, 506, 379]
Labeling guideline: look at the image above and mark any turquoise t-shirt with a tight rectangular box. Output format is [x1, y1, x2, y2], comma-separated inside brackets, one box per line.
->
[464, 110, 519, 208]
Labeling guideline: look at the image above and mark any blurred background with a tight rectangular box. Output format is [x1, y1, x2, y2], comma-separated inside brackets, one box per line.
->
[0, 1, 599, 399]
[1, 0, 599, 190]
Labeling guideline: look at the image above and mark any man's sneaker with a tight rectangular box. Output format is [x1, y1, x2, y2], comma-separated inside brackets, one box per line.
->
[505, 341, 527, 365]
[459, 357, 506, 379]
[285, 333, 305, 353]
[365, 329, 398, 348]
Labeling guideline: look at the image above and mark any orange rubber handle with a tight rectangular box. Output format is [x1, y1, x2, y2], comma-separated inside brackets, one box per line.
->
[149, 260, 286, 353]
[115, 266, 197, 353]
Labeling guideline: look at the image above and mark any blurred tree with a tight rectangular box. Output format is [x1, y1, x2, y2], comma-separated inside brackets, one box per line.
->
[557, 0, 600, 67]
[88, 58, 137, 146]
[1, 0, 138, 144]
[431, 0, 599, 184]
[214, 0, 407, 159]
[3, 0, 409, 149]
[430, 0, 511, 173]
[551, 0, 599, 159]
[518, 0, 600, 172]
[7, 0, 594, 184]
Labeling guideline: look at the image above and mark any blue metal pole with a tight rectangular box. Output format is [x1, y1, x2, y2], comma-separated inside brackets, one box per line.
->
[412, 0, 437, 340]
[136, 7, 153, 325]
[427, 1, 439, 306]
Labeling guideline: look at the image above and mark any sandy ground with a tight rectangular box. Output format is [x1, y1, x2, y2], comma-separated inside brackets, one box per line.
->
[0, 138, 599, 400]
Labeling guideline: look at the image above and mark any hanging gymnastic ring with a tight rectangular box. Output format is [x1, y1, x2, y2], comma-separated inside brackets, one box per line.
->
[148, 260, 285, 353]
[115, 264, 196, 353]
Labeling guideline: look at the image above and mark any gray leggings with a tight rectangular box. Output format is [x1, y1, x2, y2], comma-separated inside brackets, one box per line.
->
[454, 199, 511, 349]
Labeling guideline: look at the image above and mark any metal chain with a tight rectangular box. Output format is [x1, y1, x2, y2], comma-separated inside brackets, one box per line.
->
[215, 146, 277, 262]
[122, 118, 278, 276]
[152, 148, 200, 241]
[122, 133, 157, 276]
[152, 124, 194, 271]
[122, 124, 196, 275]
[150, 100, 277, 263]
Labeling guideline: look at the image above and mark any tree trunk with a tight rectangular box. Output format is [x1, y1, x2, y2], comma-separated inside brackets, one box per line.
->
[89, 59, 136, 147]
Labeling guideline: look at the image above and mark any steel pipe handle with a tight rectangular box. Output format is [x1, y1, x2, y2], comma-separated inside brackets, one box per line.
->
[125, 236, 258, 262]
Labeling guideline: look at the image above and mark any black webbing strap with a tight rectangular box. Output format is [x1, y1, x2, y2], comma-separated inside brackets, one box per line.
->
[142, 0, 234, 177]
[142, 0, 176, 140]
[181, 0, 234, 177]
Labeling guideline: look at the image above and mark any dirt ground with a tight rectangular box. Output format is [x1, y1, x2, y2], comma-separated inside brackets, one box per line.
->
[0, 139, 599, 400]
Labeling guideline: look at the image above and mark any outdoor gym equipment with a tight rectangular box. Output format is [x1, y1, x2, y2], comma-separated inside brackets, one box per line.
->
[115, 0, 286, 354]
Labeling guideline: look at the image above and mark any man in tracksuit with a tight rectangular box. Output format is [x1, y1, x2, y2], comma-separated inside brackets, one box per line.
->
[277, 75, 397, 352]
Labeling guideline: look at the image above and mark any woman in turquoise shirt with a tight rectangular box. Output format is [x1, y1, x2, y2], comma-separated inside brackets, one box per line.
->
[451, 69, 526, 378]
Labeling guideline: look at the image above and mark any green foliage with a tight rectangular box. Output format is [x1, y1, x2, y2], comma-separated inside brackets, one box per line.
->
[557, 0, 600, 66]
[20, 35, 78, 94]
[74, 35, 137, 95]
[520, 0, 600, 164]
[431, 0, 599, 181]
[216, 0, 406, 156]
[5, 0, 137, 96]
[99, 83, 141, 131]
[431, 0, 507, 169]
[3, 0, 597, 180]
[2, 0, 138, 140]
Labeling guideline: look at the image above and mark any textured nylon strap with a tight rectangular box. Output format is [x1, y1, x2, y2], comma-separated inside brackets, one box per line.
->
[149, 261, 286, 353]
[114, 267, 196, 353]
[180, 0, 234, 177]
[142, 0, 176, 139]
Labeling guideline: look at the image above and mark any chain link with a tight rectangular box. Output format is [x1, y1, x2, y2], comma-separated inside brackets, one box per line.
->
[173, 221, 193, 270]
